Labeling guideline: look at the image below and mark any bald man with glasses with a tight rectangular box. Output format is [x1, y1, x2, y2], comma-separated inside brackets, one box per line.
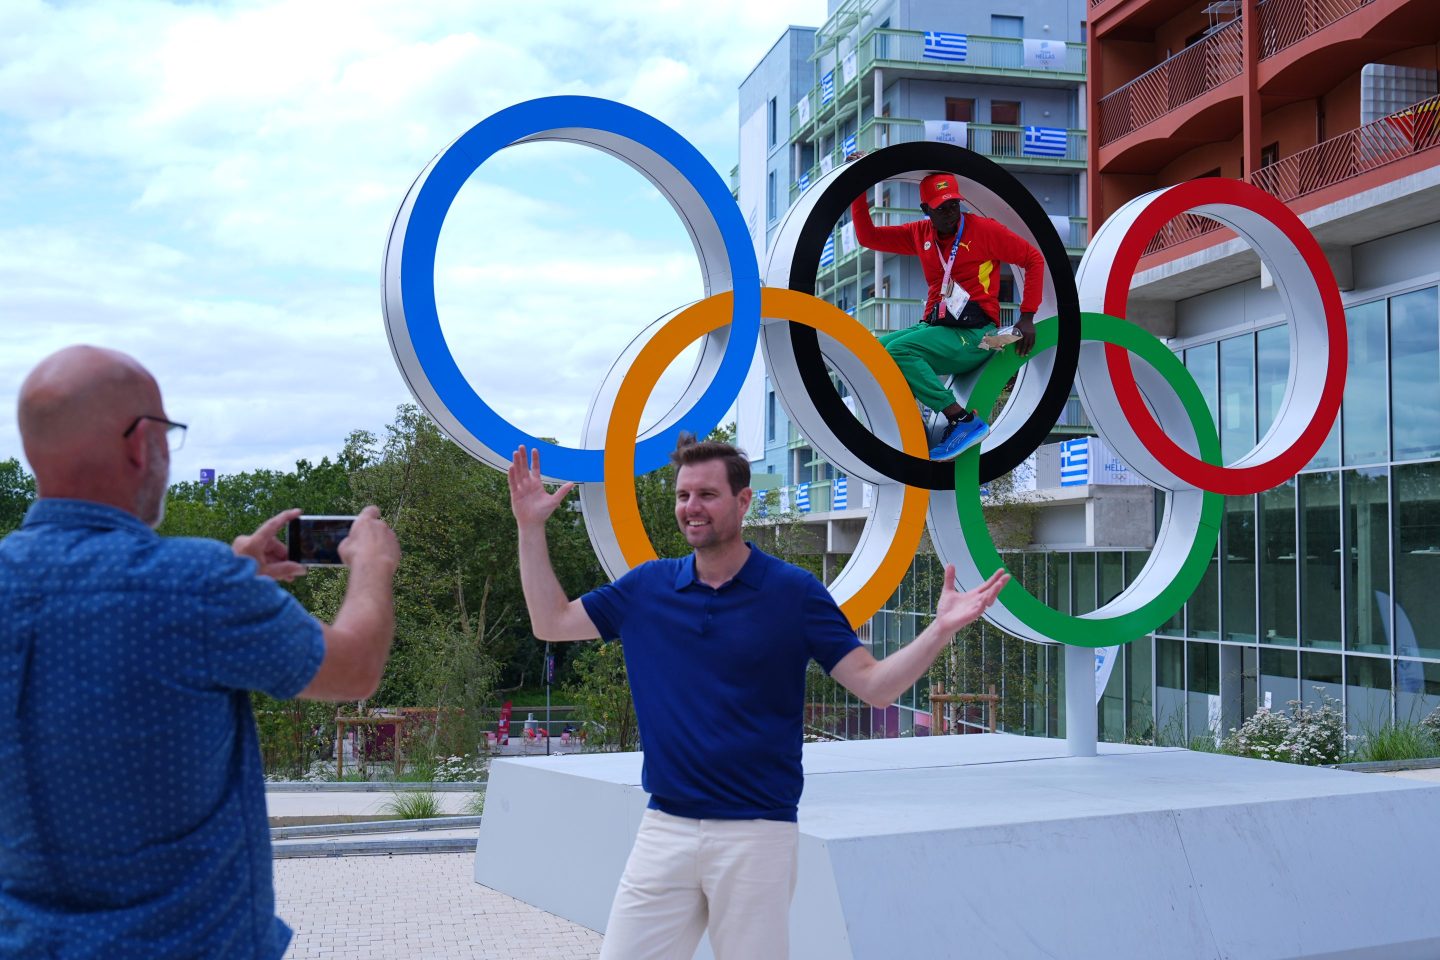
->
[0, 345, 402, 959]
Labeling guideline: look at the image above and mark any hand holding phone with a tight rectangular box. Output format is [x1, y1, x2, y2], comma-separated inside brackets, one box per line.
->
[286, 515, 356, 566]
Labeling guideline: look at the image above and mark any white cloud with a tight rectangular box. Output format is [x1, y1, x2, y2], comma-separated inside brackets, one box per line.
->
[0, 0, 819, 481]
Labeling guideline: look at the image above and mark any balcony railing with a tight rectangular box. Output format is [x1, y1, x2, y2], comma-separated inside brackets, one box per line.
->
[1258, 0, 1373, 59]
[789, 31, 1087, 136]
[789, 116, 1087, 203]
[1143, 95, 1440, 257]
[858, 297, 924, 331]
[858, 297, 1023, 332]
[859, 29, 1087, 76]
[1140, 212, 1229, 257]
[1098, 18, 1244, 146]
[857, 117, 1087, 164]
[1250, 92, 1440, 201]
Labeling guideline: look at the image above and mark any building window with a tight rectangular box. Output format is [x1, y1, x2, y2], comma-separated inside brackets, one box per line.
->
[991, 15, 1023, 38]
[1260, 142, 1279, 168]
[1220, 334, 1256, 463]
[1342, 299, 1389, 466]
[768, 97, 777, 147]
[945, 98, 974, 122]
[767, 171, 777, 222]
[1344, 467, 1390, 655]
[1389, 287, 1440, 461]
[766, 390, 776, 443]
[1299, 471, 1342, 650]
[1259, 477, 1298, 645]
[1393, 462, 1440, 660]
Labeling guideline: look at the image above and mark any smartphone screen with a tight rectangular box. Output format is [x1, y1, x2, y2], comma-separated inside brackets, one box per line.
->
[286, 515, 356, 566]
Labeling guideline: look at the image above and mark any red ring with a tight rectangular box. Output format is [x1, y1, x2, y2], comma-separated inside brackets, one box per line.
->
[1102, 178, 1346, 495]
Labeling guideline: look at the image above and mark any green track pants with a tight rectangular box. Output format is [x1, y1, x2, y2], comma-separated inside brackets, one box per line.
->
[878, 323, 994, 413]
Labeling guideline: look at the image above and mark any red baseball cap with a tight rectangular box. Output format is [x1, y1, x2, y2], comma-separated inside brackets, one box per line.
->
[920, 172, 964, 208]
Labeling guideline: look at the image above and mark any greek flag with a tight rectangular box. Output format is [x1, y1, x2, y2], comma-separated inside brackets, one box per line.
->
[1060, 437, 1090, 486]
[820, 70, 835, 105]
[820, 233, 835, 267]
[923, 31, 968, 63]
[842, 133, 857, 156]
[797, 171, 810, 191]
[833, 476, 848, 509]
[797, 483, 811, 513]
[1022, 125, 1068, 159]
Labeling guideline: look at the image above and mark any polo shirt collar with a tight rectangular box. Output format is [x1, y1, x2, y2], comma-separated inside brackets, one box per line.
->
[22, 498, 157, 538]
[672, 542, 770, 591]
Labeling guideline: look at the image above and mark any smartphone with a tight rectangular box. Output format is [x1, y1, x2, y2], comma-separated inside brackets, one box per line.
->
[286, 515, 356, 566]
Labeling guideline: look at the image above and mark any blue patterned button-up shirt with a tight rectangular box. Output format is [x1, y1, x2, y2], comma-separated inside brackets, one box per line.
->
[0, 499, 324, 958]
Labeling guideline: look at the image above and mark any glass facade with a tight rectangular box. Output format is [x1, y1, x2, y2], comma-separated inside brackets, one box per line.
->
[1145, 285, 1440, 743]
[821, 286, 1440, 748]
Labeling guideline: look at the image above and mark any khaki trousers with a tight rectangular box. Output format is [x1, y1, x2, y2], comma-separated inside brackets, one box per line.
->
[597, 809, 799, 960]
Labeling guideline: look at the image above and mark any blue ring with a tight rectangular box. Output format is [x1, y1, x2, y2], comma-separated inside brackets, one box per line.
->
[397, 96, 761, 481]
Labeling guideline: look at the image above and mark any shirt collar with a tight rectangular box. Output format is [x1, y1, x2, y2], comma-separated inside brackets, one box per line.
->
[672, 542, 770, 591]
[22, 498, 158, 538]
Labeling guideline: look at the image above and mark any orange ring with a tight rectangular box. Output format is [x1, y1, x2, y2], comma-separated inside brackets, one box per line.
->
[602, 287, 929, 628]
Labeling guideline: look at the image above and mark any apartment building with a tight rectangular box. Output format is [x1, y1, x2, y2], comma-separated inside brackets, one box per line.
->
[1088, 0, 1440, 743]
[736, 0, 1091, 510]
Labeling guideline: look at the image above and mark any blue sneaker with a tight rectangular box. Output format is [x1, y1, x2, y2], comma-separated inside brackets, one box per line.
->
[929, 415, 989, 461]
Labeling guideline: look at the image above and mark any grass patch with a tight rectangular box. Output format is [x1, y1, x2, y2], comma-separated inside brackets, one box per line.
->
[462, 791, 486, 817]
[1356, 721, 1440, 762]
[396, 756, 437, 782]
[381, 790, 443, 820]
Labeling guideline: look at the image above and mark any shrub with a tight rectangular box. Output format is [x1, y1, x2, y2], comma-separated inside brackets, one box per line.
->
[1422, 707, 1440, 744]
[381, 791, 443, 820]
[1358, 721, 1440, 762]
[433, 755, 488, 783]
[1222, 707, 1293, 762]
[1222, 690, 1351, 766]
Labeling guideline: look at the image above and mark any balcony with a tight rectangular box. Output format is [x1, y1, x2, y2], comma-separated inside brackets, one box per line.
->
[1142, 94, 1440, 259]
[789, 29, 1087, 139]
[859, 29, 1086, 79]
[1251, 93, 1440, 203]
[1257, 0, 1436, 99]
[1258, 0, 1372, 58]
[790, 118, 1085, 207]
[858, 297, 1025, 332]
[1097, 18, 1243, 149]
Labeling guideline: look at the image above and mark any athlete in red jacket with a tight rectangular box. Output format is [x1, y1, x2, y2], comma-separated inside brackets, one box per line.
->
[851, 171, 1043, 459]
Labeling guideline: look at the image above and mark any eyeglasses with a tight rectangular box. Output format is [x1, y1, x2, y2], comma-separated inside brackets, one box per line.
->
[123, 415, 188, 452]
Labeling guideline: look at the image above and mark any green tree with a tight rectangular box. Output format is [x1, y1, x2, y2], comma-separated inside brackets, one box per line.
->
[0, 458, 36, 536]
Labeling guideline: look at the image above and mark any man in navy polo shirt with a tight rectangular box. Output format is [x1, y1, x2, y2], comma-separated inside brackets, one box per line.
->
[0, 345, 402, 959]
[508, 434, 1007, 960]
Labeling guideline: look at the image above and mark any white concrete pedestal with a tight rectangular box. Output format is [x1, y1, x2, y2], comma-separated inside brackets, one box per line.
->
[474, 735, 1440, 959]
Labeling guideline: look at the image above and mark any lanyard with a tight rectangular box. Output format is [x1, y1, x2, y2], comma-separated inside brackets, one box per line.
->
[935, 214, 966, 287]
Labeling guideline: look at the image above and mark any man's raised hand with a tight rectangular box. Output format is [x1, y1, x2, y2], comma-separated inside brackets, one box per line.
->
[508, 446, 576, 529]
[933, 565, 1009, 635]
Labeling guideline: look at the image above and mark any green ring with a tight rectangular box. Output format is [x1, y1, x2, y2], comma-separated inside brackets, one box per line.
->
[954, 312, 1222, 647]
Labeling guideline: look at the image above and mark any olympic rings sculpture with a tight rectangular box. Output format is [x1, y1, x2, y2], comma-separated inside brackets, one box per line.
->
[382, 95, 1346, 647]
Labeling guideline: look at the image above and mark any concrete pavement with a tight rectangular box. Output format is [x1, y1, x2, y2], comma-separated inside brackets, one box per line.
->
[275, 853, 601, 959]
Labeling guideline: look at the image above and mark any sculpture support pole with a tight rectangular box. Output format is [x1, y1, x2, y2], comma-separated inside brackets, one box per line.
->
[1065, 644, 1097, 758]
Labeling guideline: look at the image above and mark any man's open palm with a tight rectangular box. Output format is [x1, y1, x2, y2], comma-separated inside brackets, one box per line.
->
[508, 446, 575, 528]
[934, 565, 1009, 634]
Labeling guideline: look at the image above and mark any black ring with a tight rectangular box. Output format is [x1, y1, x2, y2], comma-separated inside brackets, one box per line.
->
[787, 142, 1080, 488]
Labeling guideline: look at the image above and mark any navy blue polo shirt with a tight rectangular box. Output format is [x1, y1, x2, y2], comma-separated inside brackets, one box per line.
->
[0, 500, 324, 959]
[581, 544, 859, 822]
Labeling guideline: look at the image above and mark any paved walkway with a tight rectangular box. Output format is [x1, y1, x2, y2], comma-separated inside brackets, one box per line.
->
[276, 853, 602, 959]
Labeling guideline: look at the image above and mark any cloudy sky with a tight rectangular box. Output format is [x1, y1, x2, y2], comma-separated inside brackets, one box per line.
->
[0, 0, 819, 482]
